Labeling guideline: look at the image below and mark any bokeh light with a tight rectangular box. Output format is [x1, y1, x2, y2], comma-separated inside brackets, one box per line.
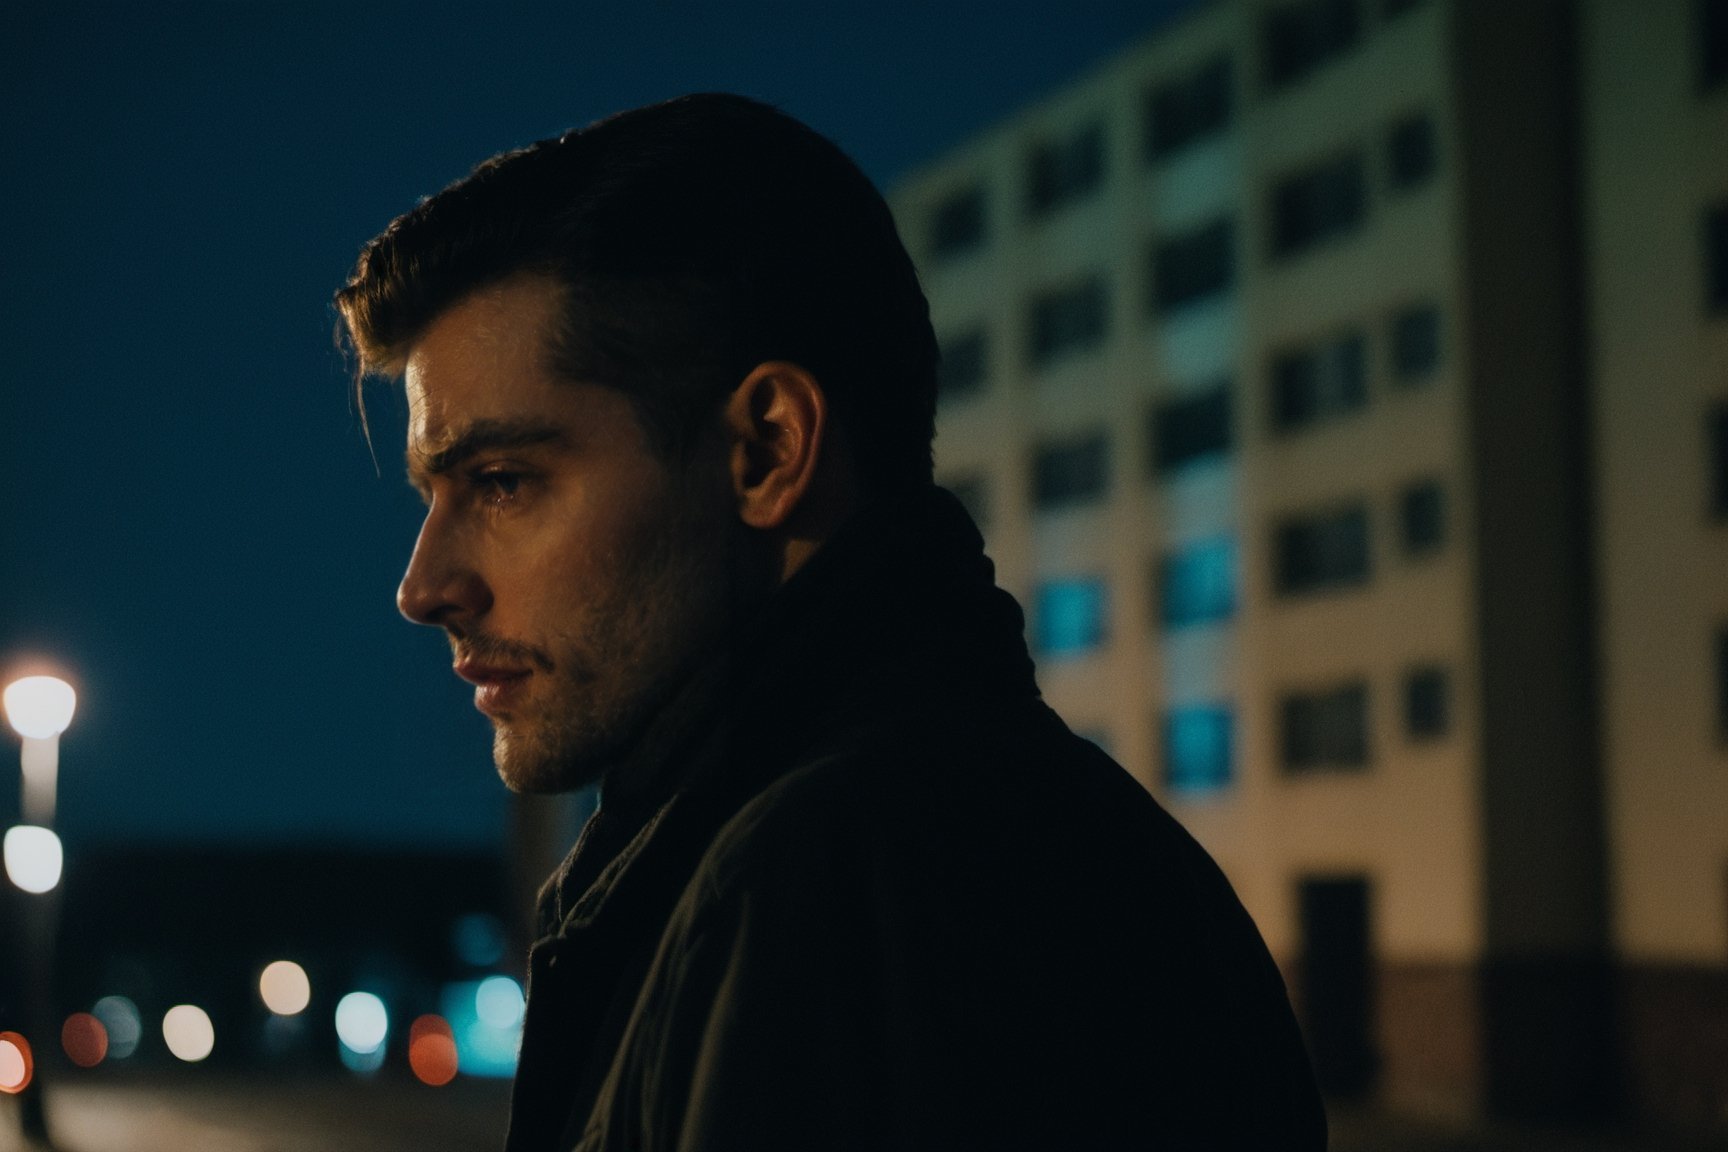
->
[3, 825, 64, 894]
[439, 979, 523, 1078]
[2, 675, 77, 739]
[475, 975, 524, 1030]
[334, 991, 388, 1055]
[61, 1013, 108, 1068]
[452, 912, 505, 968]
[259, 959, 311, 1016]
[408, 1015, 458, 1086]
[92, 996, 142, 1059]
[162, 1005, 215, 1062]
[0, 1033, 34, 1094]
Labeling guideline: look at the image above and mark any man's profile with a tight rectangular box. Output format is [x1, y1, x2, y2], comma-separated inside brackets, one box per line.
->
[336, 93, 1325, 1151]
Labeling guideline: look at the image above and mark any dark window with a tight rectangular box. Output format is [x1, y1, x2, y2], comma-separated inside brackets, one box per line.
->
[1032, 432, 1110, 508]
[930, 185, 986, 260]
[1027, 121, 1105, 217]
[1150, 384, 1234, 473]
[1386, 113, 1437, 190]
[1158, 537, 1238, 628]
[1702, 0, 1728, 90]
[1404, 665, 1450, 740]
[1274, 504, 1370, 595]
[1027, 277, 1108, 366]
[1708, 201, 1728, 313]
[1270, 152, 1367, 259]
[1718, 627, 1728, 738]
[1391, 304, 1442, 383]
[1034, 577, 1108, 657]
[1281, 681, 1370, 771]
[1146, 55, 1234, 159]
[938, 329, 988, 403]
[1399, 480, 1446, 555]
[945, 475, 989, 528]
[1712, 403, 1728, 519]
[1163, 706, 1235, 793]
[1271, 331, 1367, 432]
[1151, 217, 1236, 313]
[1263, 0, 1361, 91]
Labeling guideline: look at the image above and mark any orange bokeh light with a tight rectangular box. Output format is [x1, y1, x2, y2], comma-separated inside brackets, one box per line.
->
[408, 1014, 457, 1086]
[62, 1013, 109, 1068]
[0, 1032, 34, 1095]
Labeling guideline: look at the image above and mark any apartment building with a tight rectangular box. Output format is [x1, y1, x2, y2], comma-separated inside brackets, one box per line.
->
[889, 0, 1726, 1125]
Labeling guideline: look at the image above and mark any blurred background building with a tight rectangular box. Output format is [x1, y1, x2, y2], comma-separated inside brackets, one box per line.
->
[889, 0, 1726, 1127]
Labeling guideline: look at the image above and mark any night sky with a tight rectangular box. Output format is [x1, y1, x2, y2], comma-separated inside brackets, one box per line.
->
[0, 1, 1198, 849]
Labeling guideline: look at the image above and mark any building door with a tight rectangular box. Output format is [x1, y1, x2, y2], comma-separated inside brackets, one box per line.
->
[1299, 874, 1377, 1099]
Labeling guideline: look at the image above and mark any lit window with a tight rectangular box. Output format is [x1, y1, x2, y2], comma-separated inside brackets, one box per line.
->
[1281, 681, 1370, 771]
[1262, 0, 1361, 91]
[1027, 276, 1108, 367]
[1149, 384, 1233, 474]
[1269, 152, 1367, 259]
[1271, 331, 1367, 432]
[1027, 121, 1105, 217]
[1163, 706, 1235, 793]
[1274, 504, 1370, 595]
[1391, 304, 1442, 383]
[930, 185, 986, 260]
[1404, 665, 1450, 740]
[938, 329, 988, 404]
[1150, 217, 1236, 314]
[1034, 578, 1108, 657]
[1399, 480, 1445, 556]
[1032, 432, 1110, 509]
[1385, 113, 1437, 191]
[1158, 537, 1238, 629]
[1146, 55, 1233, 160]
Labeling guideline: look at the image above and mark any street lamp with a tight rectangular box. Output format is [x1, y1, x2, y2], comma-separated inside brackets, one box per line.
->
[3, 672, 76, 1147]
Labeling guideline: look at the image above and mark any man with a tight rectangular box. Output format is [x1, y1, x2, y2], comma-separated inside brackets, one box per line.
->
[336, 94, 1326, 1151]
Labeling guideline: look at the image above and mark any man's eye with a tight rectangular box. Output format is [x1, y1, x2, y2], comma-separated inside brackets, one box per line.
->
[474, 469, 525, 502]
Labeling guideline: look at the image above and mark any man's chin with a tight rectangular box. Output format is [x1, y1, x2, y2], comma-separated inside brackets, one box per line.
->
[492, 728, 612, 795]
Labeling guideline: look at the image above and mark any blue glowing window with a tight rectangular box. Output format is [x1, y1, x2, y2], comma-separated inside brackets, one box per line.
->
[1163, 706, 1235, 793]
[1034, 578, 1108, 657]
[1158, 537, 1238, 628]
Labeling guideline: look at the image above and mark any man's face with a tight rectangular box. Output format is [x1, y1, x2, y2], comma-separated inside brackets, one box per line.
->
[398, 275, 733, 793]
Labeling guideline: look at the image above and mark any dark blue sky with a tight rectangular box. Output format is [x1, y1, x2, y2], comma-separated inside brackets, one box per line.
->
[0, 0, 1197, 849]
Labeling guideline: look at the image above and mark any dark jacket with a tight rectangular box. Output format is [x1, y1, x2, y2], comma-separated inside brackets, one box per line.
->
[505, 486, 1327, 1152]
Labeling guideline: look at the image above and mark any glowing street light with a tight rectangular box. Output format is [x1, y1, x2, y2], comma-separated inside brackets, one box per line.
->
[3, 676, 75, 826]
[2, 826, 62, 894]
[259, 960, 311, 1016]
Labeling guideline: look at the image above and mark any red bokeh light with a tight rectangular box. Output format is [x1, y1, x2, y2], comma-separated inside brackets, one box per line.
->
[408, 1014, 458, 1086]
[0, 1032, 34, 1095]
[62, 1013, 109, 1068]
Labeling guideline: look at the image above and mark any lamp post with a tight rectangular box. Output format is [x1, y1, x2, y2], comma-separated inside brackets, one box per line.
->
[4, 674, 76, 1148]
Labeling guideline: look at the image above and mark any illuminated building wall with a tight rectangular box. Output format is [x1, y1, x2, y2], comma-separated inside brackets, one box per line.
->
[891, 0, 1725, 1126]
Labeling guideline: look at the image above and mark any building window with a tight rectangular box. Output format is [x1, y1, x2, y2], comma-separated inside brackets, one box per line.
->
[1712, 403, 1728, 519]
[1281, 681, 1370, 771]
[1027, 277, 1108, 367]
[1391, 303, 1442, 383]
[1717, 627, 1728, 739]
[1399, 480, 1446, 555]
[1702, 0, 1728, 91]
[1263, 0, 1361, 91]
[1269, 151, 1367, 259]
[1150, 217, 1236, 314]
[1274, 504, 1370, 595]
[1163, 706, 1235, 794]
[1271, 331, 1367, 432]
[1707, 201, 1728, 313]
[1146, 55, 1233, 160]
[1404, 665, 1450, 740]
[1032, 432, 1110, 509]
[1385, 113, 1437, 191]
[929, 185, 986, 260]
[1034, 577, 1108, 657]
[1158, 537, 1238, 629]
[1027, 121, 1105, 217]
[945, 475, 989, 529]
[1149, 384, 1234, 473]
[938, 329, 988, 404]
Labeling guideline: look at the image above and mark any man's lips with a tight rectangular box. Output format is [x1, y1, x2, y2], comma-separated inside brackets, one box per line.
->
[453, 661, 531, 717]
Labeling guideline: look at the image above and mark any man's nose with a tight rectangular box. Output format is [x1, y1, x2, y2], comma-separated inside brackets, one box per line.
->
[397, 513, 492, 627]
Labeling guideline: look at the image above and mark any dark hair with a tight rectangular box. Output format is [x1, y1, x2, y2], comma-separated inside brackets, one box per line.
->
[335, 93, 938, 495]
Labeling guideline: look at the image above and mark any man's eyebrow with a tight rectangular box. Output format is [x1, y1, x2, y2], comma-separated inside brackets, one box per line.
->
[406, 420, 568, 483]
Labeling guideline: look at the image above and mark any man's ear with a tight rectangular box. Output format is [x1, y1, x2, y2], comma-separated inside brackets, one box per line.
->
[721, 361, 827, 531]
